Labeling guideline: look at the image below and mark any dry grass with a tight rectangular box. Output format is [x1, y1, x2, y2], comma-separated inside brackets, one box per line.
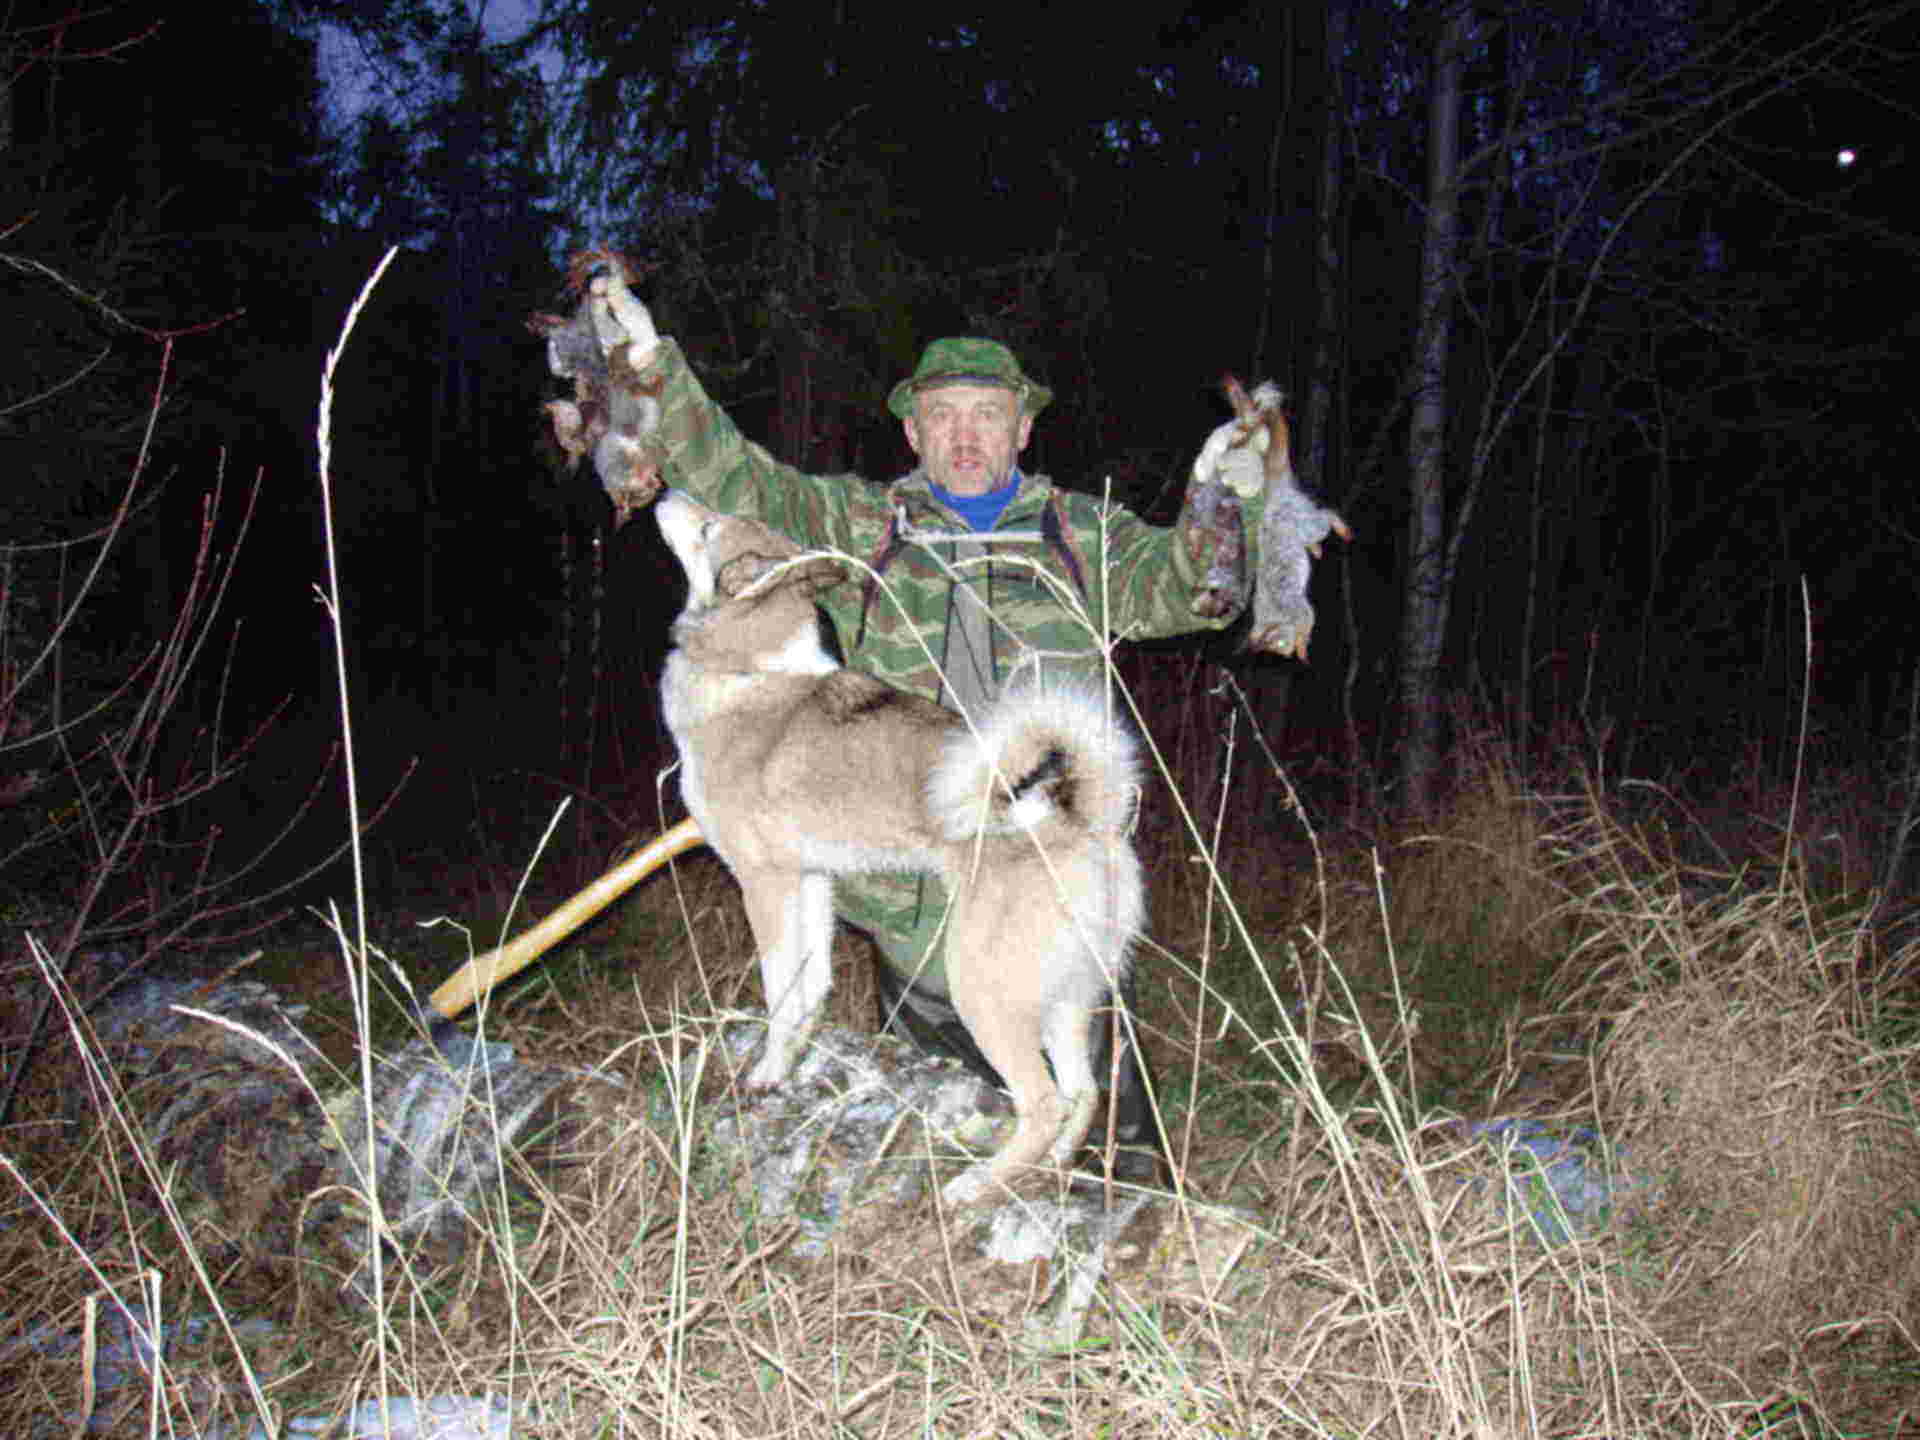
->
[7, 726, 1918, 1438]
[1556, 819, 1920, 1432]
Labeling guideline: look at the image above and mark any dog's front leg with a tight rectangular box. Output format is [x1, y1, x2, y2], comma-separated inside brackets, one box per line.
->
[742, 871, 834, 1088]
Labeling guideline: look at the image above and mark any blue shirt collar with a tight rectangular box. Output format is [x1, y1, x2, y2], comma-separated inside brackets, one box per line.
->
[928, 468, 1022, 533]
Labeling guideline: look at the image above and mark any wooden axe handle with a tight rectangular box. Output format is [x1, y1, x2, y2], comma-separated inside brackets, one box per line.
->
[429, 816, 706, 1019]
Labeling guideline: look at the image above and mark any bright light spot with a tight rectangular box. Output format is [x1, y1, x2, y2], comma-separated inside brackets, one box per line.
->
[1836, 148, 1857, 169]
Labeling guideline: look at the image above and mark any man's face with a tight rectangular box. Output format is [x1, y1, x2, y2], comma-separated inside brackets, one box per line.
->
[903, 383, 1033, 498]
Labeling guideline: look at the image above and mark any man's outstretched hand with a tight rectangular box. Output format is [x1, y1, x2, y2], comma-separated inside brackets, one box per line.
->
[529, 250, 668, 523]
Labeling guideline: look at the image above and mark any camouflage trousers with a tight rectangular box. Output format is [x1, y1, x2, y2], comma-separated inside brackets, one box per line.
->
[837, 869, 1164, 1181]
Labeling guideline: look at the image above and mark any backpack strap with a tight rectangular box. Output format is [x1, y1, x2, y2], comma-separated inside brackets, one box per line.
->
[854, 507, 909, 648]
[1041, 490, 1090, 604]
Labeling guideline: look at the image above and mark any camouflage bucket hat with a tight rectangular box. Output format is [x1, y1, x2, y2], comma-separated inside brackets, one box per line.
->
[886, 337, 1053, 419]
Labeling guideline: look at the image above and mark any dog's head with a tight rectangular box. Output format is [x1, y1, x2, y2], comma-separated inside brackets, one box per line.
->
[656, 491, 844, 613]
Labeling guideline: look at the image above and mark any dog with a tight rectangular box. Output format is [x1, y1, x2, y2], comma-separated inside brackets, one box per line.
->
[654, 491, 1145, 1207]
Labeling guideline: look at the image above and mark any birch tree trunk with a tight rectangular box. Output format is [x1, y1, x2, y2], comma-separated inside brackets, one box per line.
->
[1397, 4, 1469, 816]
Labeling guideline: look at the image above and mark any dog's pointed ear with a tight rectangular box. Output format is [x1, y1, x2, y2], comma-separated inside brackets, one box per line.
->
[792, 556, 847, 594]
[714, 551, 774, 598]
[716, 551, 846, 599]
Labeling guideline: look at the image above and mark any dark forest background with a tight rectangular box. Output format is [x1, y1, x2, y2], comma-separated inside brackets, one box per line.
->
[4, 0, 1916, 964]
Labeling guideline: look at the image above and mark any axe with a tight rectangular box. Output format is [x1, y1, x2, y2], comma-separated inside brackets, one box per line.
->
[429, 816, 706, 1018]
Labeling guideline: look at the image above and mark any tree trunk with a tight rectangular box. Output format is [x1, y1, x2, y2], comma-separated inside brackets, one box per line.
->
[1253, 0, 1353, 754]
[1303, 0, 1347, 513]
[1397, 4, 1469, 817]
[1516, 346, 1551, 758]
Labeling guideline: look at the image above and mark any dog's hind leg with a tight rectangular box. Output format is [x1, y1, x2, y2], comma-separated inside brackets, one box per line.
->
[1041, 1003, 1101, 1169]
[940, 973, 1085, 1208]
[941, 1031, 1068, 1207]
[743, 871, 835, 1089]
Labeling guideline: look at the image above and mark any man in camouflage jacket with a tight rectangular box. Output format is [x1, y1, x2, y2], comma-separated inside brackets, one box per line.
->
[551, 276, 1272, 1182]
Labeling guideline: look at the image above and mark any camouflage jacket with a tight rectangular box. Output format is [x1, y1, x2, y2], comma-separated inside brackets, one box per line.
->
[636, 337, 1266, 705]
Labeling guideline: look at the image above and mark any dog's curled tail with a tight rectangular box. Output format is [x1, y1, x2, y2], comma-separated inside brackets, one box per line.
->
[927, 679, 1141, 847]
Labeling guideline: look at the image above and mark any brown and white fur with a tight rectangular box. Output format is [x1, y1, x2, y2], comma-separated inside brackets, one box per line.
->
[655, 491, 1144, 1207]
